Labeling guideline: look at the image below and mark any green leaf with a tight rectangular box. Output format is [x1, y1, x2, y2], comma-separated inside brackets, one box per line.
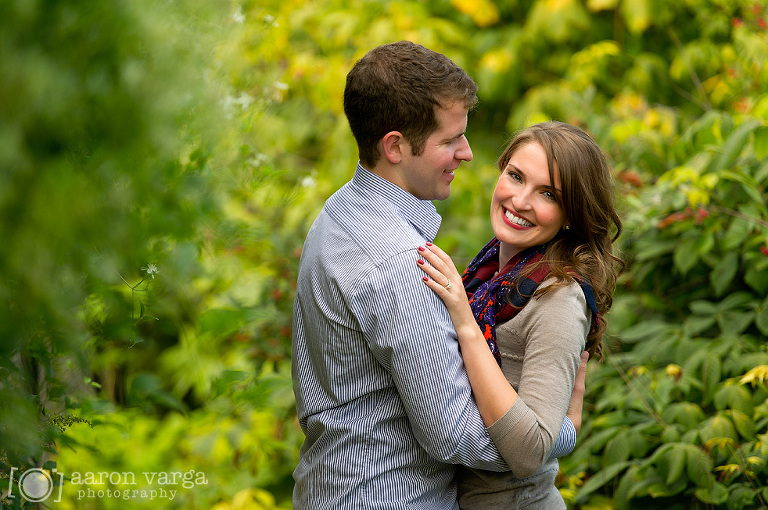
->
[681, 110, 723, 150]
[575, 461, 633, 503]
[620, 320, 674, 343]
[661, 425, 681, 443]
[722, 217, 756, 251]
[634, 238, 677, 261]
[708, 120, 762, 173]
[745, 263, 768, 294]
[689, 300, 718, 315]
[604, 432, 631, 465]
[718, 291, 755, 311]
[683, 315, 717, 336]
[756, 158, 768, 184]
[647, 477, 688, 498]
[754, 126, 768, 160]
[710, 251, 738, 296]
[694, 230, 715, 257]
[702, 356, 722, 400]
[720, 170, 768, 213]
[699, 414, 738, 443]
[731, 410, 755, 440]
[661, 402, 705, 429]
[714, 384, 753, 414]
[694, 480, 729, 504]
[212, 369, 250, 397]
[664, 444, 686, 485]
[686, 446, 713, 486]
[673, 233, 700, 275]
[197, 308, 247, 338]
[717, 310, 755, 335]
[614, 464, 642, 509]
[756, 297, 768, 336]
[622, 0, 651, 34]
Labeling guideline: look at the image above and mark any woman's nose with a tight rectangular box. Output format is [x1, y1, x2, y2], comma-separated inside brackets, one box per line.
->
[512, 190, 532, 210]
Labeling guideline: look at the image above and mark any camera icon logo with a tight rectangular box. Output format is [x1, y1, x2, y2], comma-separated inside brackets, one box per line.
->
[7, 467, 64, 504]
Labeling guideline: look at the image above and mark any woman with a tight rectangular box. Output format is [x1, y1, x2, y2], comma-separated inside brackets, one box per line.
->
[417, 121, 623, 508]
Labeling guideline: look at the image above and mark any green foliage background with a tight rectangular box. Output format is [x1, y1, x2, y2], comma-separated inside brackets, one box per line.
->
[1, 0, 767, 508]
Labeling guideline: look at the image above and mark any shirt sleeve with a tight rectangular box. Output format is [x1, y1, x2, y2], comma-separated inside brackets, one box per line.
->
[549, 417, 576, 459]
[351, 249, 509, 472]
[485, 281, 588, 478]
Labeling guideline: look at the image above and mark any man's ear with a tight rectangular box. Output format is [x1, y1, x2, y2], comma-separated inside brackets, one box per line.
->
[381, 131, 407, 164]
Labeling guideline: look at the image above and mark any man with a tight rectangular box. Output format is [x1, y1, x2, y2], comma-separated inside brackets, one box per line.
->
[291, 41, 582, 509]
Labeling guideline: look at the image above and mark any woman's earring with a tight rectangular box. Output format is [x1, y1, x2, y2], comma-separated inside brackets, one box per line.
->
[563, 225, 570, 230]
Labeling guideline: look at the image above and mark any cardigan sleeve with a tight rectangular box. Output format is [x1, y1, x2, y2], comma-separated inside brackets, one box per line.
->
[485, 280, 589, 478]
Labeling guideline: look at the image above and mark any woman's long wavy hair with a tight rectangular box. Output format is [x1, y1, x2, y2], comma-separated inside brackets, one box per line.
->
[497, 121, 624, 361]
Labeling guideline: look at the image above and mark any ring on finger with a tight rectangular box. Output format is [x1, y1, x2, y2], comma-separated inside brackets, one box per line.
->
[445, 281, 452, 290]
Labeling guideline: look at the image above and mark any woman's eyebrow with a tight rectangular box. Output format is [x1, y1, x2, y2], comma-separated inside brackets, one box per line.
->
[509, 164, 563, 193]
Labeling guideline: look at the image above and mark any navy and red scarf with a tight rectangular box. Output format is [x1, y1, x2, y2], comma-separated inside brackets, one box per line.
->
[461, 238, 599, 367]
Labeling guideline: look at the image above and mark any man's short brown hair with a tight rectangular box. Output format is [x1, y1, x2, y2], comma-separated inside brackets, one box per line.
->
[343, 41, 478, 168]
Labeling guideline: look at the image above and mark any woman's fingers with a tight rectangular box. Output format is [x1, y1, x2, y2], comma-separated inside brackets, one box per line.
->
[417, 243, 463, 299]
[419, 243, 458, 276]
[425, 242, 458, 271]
[417, 255, 444, 281]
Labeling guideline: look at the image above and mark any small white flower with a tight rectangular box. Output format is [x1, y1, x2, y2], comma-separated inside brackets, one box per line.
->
[141, 264, 160, 279]
[248, 152, 268, 168]
[271, 82, 289, 102]
[233, 7, 245, 24]
[301, 173, 317, 188]
[264, 14, 278, 27]
[235, 92, 253, 110]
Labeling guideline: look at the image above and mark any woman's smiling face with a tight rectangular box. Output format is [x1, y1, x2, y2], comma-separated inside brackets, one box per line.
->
[490, 141, 566, 266]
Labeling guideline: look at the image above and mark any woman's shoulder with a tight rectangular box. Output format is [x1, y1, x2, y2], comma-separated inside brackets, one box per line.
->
[519, 277, 589, 321]
[536, 275, 583, 296]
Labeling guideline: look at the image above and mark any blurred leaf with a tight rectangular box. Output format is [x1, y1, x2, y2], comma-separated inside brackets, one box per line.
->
[695, 480, 729, 504]
[730, 410, 755, 440]
[575, 461, 632, 503]
[197, 308, 247, 338]
[621, 0, 651, 34]
[707, 120, 762, 173]
[717, 310, 754, 335]
[620, 320, 675, 344]
[714, 384, 753, 415]
[710, 251, 738, 296]
[604, 432, 631, 465]
[756, 297, 768, 335]
[661, 402, 705, 429]
[686, 445, 714, 487]
[673, 232, 700, 275]
[702, 356, 722, 402]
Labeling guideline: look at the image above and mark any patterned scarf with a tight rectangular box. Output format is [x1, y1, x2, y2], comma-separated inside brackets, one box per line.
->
[461, 237, 599, 367]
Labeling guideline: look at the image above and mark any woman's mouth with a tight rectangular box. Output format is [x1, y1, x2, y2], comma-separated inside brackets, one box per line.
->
[504, 208, 533, 227]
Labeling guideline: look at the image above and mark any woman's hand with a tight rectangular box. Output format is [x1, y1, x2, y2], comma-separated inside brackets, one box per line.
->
[566, 351, 589, 434]
[417, 241, 519, 426]
[416, 242, 477, 337]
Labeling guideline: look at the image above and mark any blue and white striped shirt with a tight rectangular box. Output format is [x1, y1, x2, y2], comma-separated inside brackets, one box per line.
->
[291, 164, 574, 509]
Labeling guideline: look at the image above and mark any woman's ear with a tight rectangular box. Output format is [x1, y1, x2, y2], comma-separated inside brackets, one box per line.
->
[381, 131, 407, 164]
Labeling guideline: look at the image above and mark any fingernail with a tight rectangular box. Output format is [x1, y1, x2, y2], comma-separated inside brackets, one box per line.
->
[417, 259, 425, 265]
[426, 241, 433, 246]
[422, 276, 429, 282]
[417, 246, 425, 252]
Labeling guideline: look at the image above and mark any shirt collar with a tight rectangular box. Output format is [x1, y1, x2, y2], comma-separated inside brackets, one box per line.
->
[351, 162, 442, 242]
